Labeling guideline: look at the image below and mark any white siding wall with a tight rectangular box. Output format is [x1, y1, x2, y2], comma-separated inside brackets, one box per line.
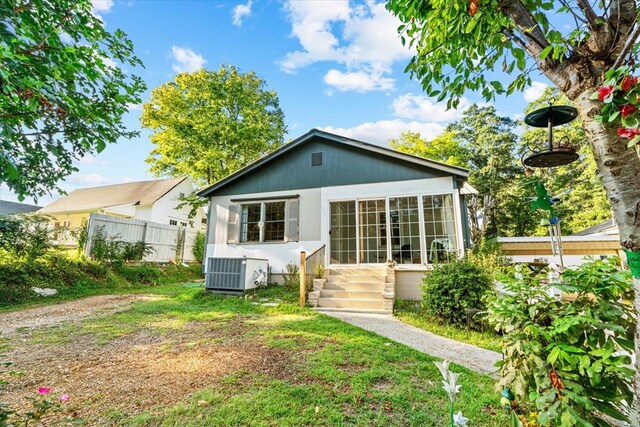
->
[204, 177, 458, 273]
[206, 188, 322, 273]
[148, 179, 206, 229]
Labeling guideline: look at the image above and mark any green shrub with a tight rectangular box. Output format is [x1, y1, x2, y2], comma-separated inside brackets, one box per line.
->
[192, 231, 205, 263]
[88, 226, 153, 265]
[116, 264, 162, 286]
[282, 262, 299, 288]
[0, 214, 54, 260]
[485, 258, 634, 426]
[466, 237, 511, 276]
[421, 258, 492, 327]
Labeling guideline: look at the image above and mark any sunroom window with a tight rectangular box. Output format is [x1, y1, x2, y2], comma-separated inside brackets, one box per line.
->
[423, 194, 458, 263]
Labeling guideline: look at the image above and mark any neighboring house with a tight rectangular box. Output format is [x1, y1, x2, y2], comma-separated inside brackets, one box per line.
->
[40, 177, 206, 230]
[198, 129, 476, 308]
[571, 219, 618, 237]
[0, 200, 41, 216]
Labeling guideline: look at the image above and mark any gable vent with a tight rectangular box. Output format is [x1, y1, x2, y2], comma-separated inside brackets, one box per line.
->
[311, 152, 323, 167]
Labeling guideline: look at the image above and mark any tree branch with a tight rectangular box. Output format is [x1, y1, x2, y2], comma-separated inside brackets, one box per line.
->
[497, 0, 551, 54]
[612, 23, 640, 69]
[576, 0, 599, 30]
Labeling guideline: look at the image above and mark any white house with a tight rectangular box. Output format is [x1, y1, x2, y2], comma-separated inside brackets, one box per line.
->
[198, 130, 475, 311]
[40, 177, 206, 230]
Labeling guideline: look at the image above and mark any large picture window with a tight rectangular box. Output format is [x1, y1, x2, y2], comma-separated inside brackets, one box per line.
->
[389, 196, 422, 264]
[239, 201, 286, 243]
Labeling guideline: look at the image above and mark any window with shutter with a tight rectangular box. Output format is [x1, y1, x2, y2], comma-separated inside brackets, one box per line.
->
[227, 204, 239, 243]
[286, 199, 299, 242]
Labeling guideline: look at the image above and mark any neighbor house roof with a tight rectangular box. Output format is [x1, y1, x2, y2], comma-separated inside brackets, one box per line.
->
[40, 177, 187, 214]
[571, 219, 619, 237]
[0, 200, 41, 216]
[198, 129, 470, 198]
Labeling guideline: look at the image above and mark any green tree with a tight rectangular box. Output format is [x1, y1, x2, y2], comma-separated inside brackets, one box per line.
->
[389, 130, 468, 167]
[449, 105, 521, 241]
[386, 2, 640, 415]
[141, 65, 287, 186]
[0, 0, 146, 201]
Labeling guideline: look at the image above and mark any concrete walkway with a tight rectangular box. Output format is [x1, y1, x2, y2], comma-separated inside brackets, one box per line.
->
[321, 311, 502, 376]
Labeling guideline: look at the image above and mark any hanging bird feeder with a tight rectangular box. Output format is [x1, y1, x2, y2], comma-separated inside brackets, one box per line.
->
[522, 105, 579, 168]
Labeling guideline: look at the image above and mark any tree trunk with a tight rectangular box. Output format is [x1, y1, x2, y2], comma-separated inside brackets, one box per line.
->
[574, 87, 640, 425]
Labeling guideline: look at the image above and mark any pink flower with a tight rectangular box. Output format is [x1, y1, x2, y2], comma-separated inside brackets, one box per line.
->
[597, 85, 615, 101]
[621, 75, 638, 92]
[59, 394, 70, 402]
[37, 387, 51, 395]
[620, 104, 636, 118]
[617, 127, 640, 139]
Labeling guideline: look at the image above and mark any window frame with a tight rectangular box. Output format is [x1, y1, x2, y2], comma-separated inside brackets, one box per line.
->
[327, 191, 462, 267]
[238, 199, 288, 244]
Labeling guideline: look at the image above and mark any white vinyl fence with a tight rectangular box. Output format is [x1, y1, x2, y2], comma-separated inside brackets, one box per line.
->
[85, 213, 199, 262]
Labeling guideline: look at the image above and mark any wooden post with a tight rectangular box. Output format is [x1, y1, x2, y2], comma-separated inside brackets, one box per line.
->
[299, 251, 306, 307]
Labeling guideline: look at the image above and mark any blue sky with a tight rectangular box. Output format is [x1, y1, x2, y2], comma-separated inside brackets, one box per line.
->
[6, 0, 552, 206]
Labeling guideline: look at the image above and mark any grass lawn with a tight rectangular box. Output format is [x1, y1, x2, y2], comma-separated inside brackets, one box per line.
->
[1, 285, 508, 426]
[394, 300, 503, 353]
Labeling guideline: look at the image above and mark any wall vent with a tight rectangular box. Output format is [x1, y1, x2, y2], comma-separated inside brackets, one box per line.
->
[311, 152, 323, 167]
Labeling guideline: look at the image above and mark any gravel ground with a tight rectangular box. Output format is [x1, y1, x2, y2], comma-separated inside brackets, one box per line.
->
[0, 294, 158, 336]
[320, 311, 502, 376]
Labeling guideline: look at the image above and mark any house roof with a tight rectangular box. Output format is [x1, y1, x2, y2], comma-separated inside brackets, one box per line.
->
[198, 129, 470, 198]
[0, 200, 41, 216]
[40, 177, 187, 214]
[571, 219, 618, 237]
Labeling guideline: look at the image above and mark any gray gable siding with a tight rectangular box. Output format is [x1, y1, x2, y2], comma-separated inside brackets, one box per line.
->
[213, 136, 450, 197]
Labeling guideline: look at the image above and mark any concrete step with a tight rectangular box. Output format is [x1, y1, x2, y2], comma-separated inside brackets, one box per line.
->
[313, 307, 392, 315]
[323, 281, 386, 291]
[320, 289, 383, 299]
[328, 268, 386, 276]
[317, 297, 384, 310]
[326, 274, 385, 283]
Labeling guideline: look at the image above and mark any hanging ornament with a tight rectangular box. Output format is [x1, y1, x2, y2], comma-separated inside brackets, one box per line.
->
[469, 0, 478, 16]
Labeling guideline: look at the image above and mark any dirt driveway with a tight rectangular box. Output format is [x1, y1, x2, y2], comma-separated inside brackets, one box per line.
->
[0, 295, 158, 336]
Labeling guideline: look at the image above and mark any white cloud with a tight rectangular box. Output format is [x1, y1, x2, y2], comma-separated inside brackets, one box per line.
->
[524, 81, 548, 103]
[232, 1, 253, 26]
[170, 46, 207, 73]
[323, 69, 394, 92]
[126, 102, 142, 111]
[391, 94, 471, 122]
[280, 1, 413, 92]
[76, 155, 108, 166]
[91, 0, 114, 14]
[67, 174, 133, 187]
[320, 120, 445, 146]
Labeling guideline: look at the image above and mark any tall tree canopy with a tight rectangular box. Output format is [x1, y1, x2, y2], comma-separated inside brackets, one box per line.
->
[386, 0, 640, 422]
[0, 0, 146, 201]
[141, 65, 287, 187]
[390, 130, 468, 167]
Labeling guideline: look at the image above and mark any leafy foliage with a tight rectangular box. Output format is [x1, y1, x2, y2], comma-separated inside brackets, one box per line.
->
[141, 65, 286, 186]
[88, 226, 153, 265]
[192, 231, 205, 263]
[421, 258, 493, 327]
[390, 130, 468, 167]
[0, 0, 146, 200]
[485, 258, 635, 426]
[0, 214, 54, 260]
[282, 262, 299, 288]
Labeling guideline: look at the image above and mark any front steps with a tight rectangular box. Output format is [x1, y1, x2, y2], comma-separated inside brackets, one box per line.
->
[310, 266, 394, 313]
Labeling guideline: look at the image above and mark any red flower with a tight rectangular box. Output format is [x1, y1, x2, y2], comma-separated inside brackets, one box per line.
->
[620, 104, 636, 118]
[621, 75, 638, 92]
[617, 127, 640, 139]
[597, 86, 615, 101]
[37, 387, 51, 395]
